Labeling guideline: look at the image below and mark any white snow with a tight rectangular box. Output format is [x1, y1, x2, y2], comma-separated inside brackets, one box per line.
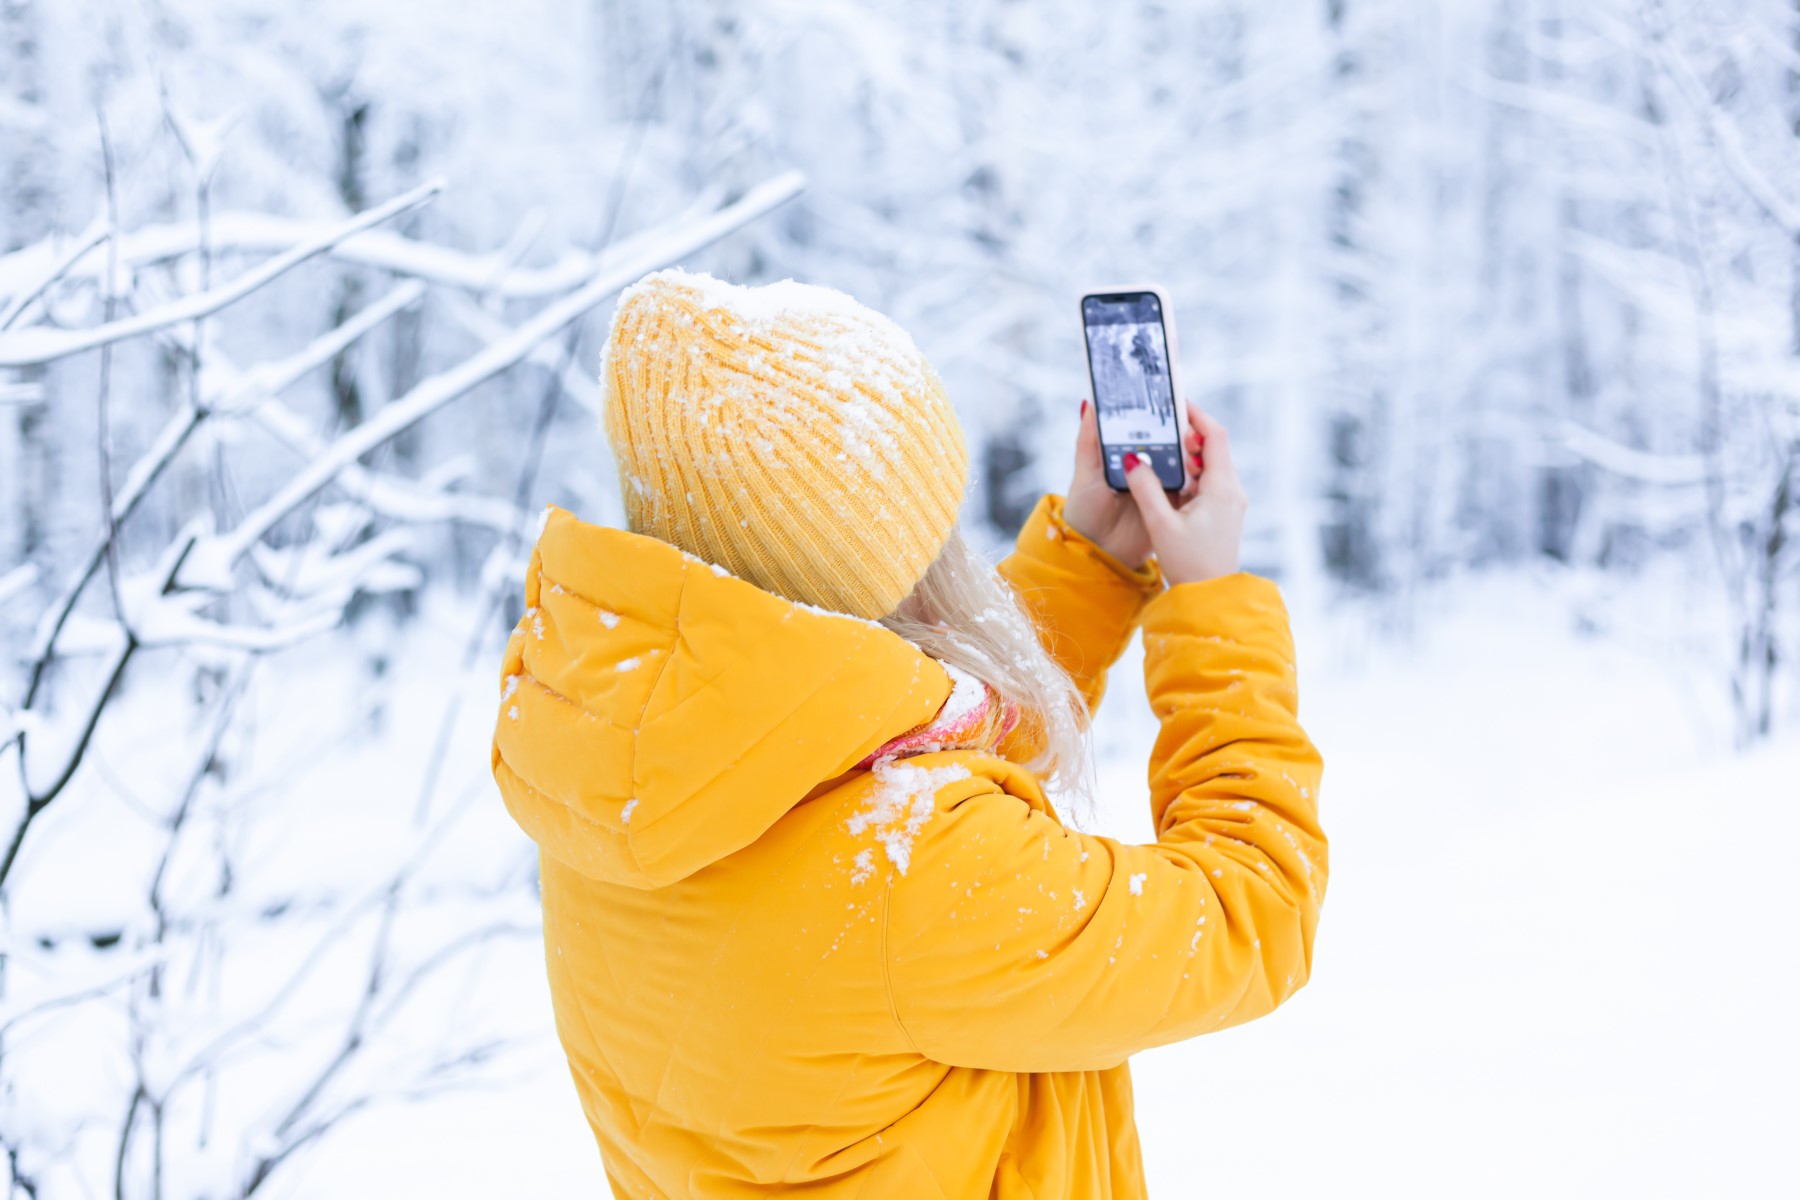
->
[597, 610, 620, 629]
[1128, 872, 1147, 895]
[849, 848, 876, 886]
[844, 759, 971, 877]
[619, 798, 638, 825]
[936, 662, 987, 728]
[1117, 577, 1800, 1198]
[786, 597, 889, 630]
[627, 269, 874, 330]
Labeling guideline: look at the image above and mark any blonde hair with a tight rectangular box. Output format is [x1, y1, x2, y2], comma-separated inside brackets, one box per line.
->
[879, 527, 1092, 811]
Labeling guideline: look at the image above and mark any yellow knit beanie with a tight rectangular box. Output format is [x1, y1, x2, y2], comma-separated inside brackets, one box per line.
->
[599, 268, 969, 619]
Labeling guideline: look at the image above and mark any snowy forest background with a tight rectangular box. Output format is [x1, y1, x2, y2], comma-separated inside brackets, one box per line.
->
[3, 0, 1798, 1196]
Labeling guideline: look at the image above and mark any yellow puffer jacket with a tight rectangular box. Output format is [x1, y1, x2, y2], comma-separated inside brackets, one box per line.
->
[492, 494, 1326, 1199]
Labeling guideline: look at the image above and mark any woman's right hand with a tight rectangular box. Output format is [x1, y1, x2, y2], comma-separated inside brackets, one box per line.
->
[1122, 402, 1247, 586]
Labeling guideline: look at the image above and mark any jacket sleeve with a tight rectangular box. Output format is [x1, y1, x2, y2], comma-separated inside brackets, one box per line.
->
[882, 573, 1326, 1073]
[997, 493, 1163, 713]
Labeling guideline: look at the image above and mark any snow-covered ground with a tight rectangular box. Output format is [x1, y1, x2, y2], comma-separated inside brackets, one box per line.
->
[245, 569, 1799, 1198]
[1133, 578, 1800, 1198]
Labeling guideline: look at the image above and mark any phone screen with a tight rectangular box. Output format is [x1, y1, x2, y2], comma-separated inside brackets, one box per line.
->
[1082, 291, 1184, 491]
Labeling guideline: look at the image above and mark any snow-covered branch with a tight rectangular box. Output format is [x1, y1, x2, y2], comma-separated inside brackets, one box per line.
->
[439, 289, 606, 415]
[205, 279, 429, 415]
[0, 179, 443, 367]
[0, 564, 36, 610]
[1557, 419, 1708, 485]
[0, 215, 109, 331]
[19, 281, 426, 713]
[0, 186, 722, 307]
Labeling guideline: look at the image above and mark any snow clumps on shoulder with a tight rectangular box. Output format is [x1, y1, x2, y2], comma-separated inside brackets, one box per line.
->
[845, 758, 971, 881]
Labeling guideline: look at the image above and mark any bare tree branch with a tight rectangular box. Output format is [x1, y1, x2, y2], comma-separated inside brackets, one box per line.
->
[1558, 418, 1708, 484]
[3, 526, 198, 888]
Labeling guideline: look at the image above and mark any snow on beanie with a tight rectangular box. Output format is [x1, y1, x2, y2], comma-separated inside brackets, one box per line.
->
[599, 268, 969, 620]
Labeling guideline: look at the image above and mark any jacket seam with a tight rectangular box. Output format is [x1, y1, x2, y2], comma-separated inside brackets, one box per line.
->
[877, 872, 927, 1059]
[634, 561, 687, 743]
[620, 564, 690, 874]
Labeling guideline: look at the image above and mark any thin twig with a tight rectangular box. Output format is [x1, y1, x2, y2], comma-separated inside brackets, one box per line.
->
[3, 529, 198, 889]
[93, 103, 128, 629]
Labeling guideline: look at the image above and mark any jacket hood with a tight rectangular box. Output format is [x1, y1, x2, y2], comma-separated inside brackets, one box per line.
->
[492, 506, 953, 889]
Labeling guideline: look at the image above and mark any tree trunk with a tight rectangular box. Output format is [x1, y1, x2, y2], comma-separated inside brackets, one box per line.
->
[0, 0, 58, 575]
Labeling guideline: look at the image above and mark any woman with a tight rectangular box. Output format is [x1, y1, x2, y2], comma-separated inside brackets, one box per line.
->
[492, 269, 1326, 1199]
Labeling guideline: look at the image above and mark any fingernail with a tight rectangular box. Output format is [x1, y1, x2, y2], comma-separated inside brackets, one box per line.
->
[1080, 398, 1088, 417]
[1124, 452, 1142, 471]
[1191, 453, 1203, 469]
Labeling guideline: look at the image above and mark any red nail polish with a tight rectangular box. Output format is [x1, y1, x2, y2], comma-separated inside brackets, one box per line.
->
[1080, 399, 1088, 417]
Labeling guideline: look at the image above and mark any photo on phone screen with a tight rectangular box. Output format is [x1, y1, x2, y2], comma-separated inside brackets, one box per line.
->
[1081, 291, 1184, 491]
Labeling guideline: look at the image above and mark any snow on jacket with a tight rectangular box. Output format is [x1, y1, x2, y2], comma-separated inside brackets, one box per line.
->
[491, 493, 1327, 1199]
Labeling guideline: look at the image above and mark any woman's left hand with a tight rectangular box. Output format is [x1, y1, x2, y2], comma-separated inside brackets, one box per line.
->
[1062, 397, 1201, 569]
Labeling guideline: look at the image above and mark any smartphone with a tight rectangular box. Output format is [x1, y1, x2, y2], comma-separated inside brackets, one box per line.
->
[1080, 286, 1186, 492]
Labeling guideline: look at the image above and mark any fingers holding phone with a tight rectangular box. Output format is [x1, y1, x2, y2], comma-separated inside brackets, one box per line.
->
[1073, 284, 1245, 583]
[1122, 403, 1246, 586]
[1063, 396, 1154, 568]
